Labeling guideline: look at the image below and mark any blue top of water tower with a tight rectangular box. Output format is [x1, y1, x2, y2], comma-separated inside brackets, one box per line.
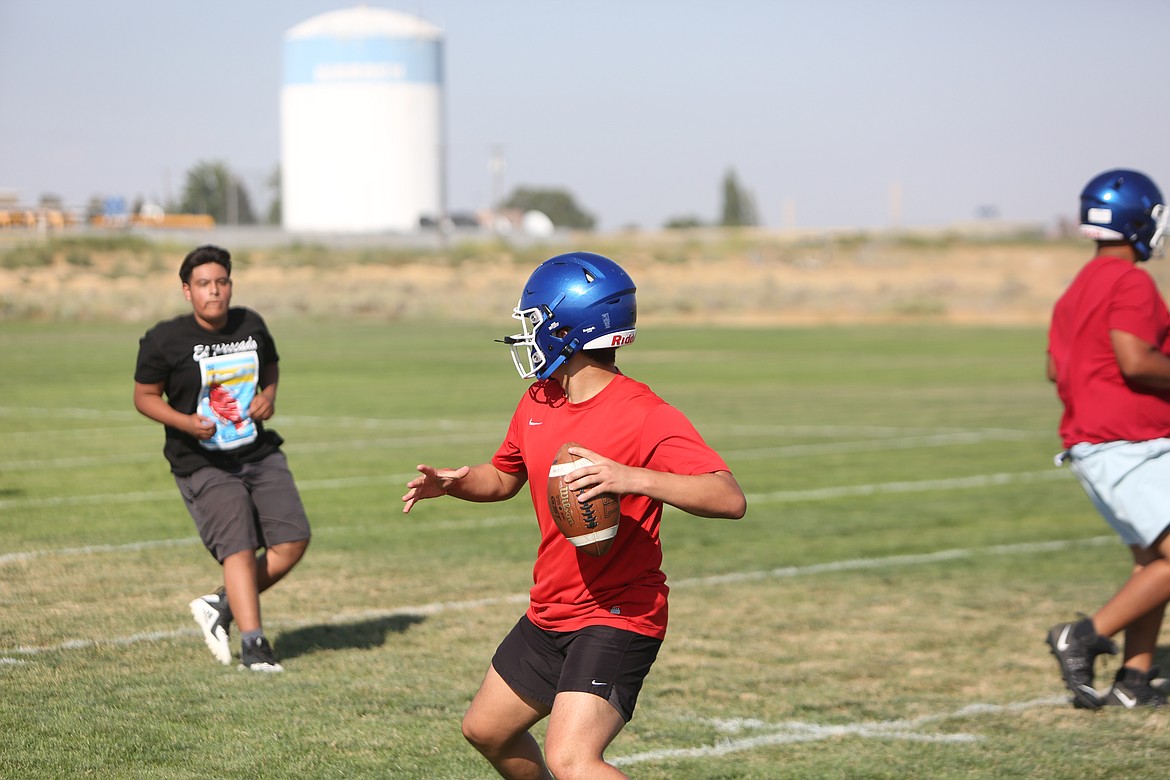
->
[284, 6, 443, 86]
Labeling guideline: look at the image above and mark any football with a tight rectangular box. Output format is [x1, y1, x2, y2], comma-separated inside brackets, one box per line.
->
[547, 441, 621, 556]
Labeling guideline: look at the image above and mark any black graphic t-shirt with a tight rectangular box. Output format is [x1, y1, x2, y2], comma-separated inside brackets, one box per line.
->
[135, 307, 283, 475]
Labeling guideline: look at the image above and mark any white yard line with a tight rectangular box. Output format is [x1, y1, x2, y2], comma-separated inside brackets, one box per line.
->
[0, 466, 1078, 561]
[0, 405, 1044, 472]
[744, 467, 1070, 503]
[0, 534, 1112, 656]
[0, 406, 492, 431]
[0, 461, 1072, 513]
[678, 536, 1115, 587]
[610, 697, 1068, 766]
[0, 427, 1007, 472]
[0, 474, 415, 511]
[724, 429, 1037, 460]
[0, 434, 498, 472]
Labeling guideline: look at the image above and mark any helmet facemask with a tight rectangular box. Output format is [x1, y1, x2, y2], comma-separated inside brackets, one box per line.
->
[507, 303, 551, 379]
[1148, 203, 1168, 259]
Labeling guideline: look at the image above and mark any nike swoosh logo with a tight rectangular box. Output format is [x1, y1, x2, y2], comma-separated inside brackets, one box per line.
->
[591, 680, 607, 686]
[1056, 625, 1072, 652]
[528, 419, 543, 426]
[1112, 689, 1137, 708]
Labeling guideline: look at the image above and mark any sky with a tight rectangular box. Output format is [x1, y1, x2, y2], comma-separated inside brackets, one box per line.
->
[3, 0, 1170, 232]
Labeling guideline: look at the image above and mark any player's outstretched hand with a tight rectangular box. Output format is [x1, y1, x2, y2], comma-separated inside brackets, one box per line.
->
[402, 464, 471, 513]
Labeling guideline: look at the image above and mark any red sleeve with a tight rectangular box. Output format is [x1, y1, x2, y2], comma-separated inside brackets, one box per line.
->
[1109, 269, 1167, 347]
[492, 393, 528, 475]
[641, 404, 730, 475]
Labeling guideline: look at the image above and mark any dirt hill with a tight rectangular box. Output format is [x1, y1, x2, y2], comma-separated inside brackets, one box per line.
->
[0, 230, 1155, 326]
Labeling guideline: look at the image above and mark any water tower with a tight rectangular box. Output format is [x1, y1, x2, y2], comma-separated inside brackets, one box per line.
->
[281, 6, 444, 232]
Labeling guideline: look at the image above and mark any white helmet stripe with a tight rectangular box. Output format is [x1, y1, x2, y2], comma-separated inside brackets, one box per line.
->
[582, 329, 636, 350]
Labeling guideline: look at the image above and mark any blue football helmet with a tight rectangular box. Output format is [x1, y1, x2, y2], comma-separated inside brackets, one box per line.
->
[505, 252, 637, 380]
[1079, 168, 1168, 261]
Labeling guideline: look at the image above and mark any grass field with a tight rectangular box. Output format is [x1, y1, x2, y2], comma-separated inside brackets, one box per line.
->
[2, 318, 1168, 779]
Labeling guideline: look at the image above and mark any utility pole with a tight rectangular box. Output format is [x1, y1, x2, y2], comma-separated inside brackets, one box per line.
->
[489, 144, 506, 231]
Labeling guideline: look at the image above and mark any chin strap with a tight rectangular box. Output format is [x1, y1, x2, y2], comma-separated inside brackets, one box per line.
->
[536, 339, 580, 380]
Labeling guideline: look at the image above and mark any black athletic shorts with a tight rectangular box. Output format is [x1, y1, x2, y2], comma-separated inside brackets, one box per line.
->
[491, 614, 663, 722]
[174, 451, 311, 562]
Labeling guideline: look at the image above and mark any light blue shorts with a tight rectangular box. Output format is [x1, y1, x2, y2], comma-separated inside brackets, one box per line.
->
[1063, 439, 1170, 549]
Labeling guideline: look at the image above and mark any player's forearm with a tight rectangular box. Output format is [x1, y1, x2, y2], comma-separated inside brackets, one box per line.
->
[133, 389, 185, 429]
[259, 364, 278, 402]
[1122, 349, 1170, 388]
[1122, 359, 1170, 389]
[444, 463, 524, 503]
[636, 470, 746, 519]
[1112, 330, 1170, 389]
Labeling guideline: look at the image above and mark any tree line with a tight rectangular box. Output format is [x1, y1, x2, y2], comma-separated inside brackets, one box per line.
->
[77, 161, 758, 230]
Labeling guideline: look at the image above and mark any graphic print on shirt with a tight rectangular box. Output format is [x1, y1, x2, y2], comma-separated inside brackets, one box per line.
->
[196, 350, 259, 450]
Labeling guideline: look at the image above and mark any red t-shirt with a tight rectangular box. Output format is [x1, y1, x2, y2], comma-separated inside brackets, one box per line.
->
[491, 373, 730, 640]
[1048, 255, 1170, 446]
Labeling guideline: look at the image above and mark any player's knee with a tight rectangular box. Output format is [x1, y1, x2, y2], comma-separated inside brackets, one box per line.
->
[290, 536, 310, 560]
[271, 538, 309, 565]
[545, 740, 606, 780]
[460, 712, 497, 755]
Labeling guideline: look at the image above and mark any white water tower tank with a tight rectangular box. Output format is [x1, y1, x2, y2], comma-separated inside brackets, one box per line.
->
[281, 6, 444, 232]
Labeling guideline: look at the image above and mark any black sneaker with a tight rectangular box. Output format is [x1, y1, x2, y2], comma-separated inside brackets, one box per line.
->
[1103, 666, 1167, 709]
[1045, 616, 1118, 710]
[239, 636, 284, 673]
[188, 587, 233, 665]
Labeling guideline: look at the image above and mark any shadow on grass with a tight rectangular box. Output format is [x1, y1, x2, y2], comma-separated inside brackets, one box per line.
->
[274, 614, 426, 660]
[1154, 646, 1170, 674]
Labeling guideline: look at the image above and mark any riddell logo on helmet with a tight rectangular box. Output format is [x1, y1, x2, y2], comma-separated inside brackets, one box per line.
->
[582, 329, 635, 350]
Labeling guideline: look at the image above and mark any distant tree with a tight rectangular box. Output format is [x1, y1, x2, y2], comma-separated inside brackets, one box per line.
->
[85, 195, 105, 221]
[501, 186, 595, 230]
[266, 165, 281, 225]
[664, 215, 705, 230]
[178, 160, 256, 224]
[720, 168, 758, 227]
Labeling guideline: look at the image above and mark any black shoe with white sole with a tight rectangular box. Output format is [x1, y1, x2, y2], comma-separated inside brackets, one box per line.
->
[1103, 666, 1167, 709]
[189, 587, 233, 666]
[1045, 616, 1118, 710]
[239, 636, 284, 673]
